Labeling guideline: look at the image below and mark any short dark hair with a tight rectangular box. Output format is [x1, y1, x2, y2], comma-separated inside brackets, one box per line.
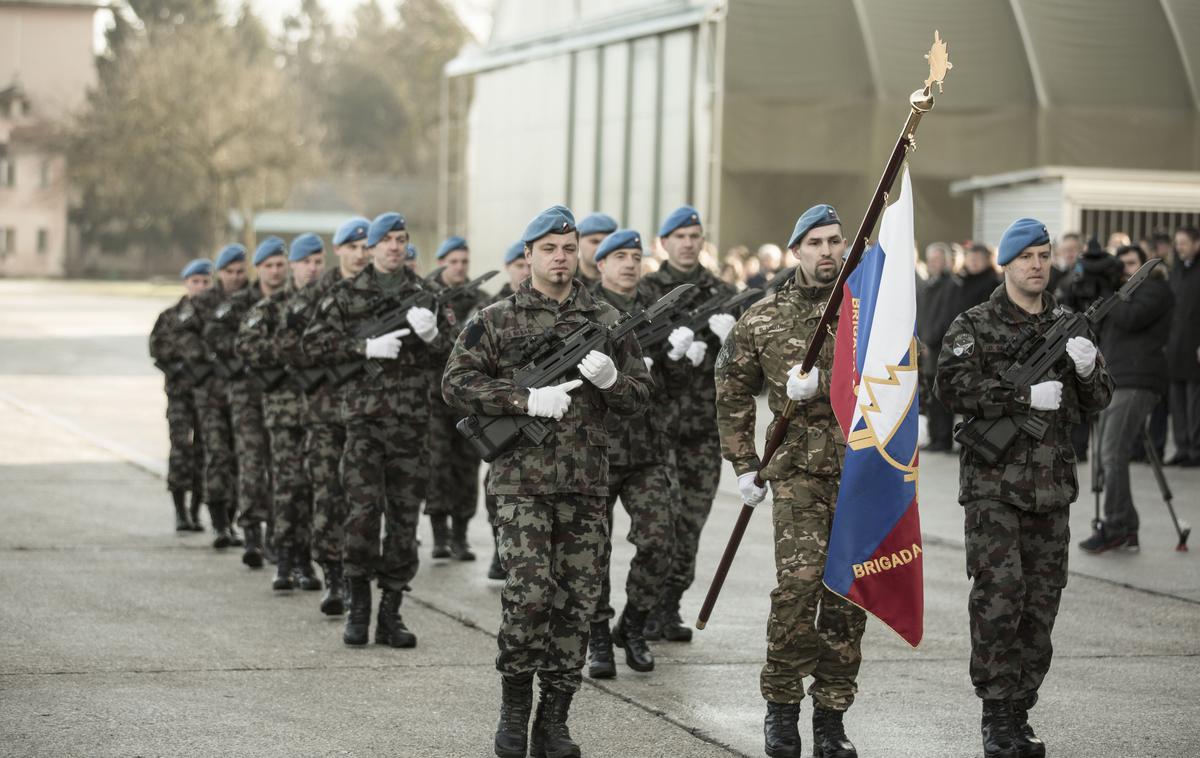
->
[1152, 231, 1172, 245]
[968, 243, 992, 258]
[1116, 244, 1147, 264]
[1177, 226, 1199, 242]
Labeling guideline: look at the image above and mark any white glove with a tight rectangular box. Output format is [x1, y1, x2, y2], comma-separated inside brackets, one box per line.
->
[686, 341, 708, 367]
[786, 364, 819, 402]
[708, 313, 736, 342]
[526, 379, 584, 420]
[667, 326, 695, 361]
[1065, 336, 1097, 378]
[406, 306, 437, 343]
[577, 349, 618, 390]
[738, 472, 767, 507]
[643, 356, 654, 372]
[1029, 380, 1063, 411]
[364, 328, 411, 359]
[917, 414, 930, 449]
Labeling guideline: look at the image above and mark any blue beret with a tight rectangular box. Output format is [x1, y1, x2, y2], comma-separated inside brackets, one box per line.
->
[436, 235, 468, 260]
[594, 229, 642, 263]
[787, 204, 841, 248]
[997, 217, 1051, 265]
[406, 244, 418, 260]
[333, 216, 370, 247]
[578, 213, 618, 237]
[504, 241, 526, 265]
[180, 258, 213, 279]
[253, 236, 286, 266]
[367, 212, 406, 248]
[289, 233, 323, 262]
[658, 205, 702, 237]
[521, 205, 576, 244]
[215, 244, 246, 270]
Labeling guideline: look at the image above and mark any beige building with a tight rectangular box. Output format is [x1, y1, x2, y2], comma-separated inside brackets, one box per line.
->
[0, 0, 100, 277]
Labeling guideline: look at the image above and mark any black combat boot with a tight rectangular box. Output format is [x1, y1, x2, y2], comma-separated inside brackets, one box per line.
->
[530, 688, 580, 758]
[981, 699, 1019, 758]
[430, 514, 451, 559]
[764, 701, 802, 758]
[294, 548, 322, 591]
[171, 490, 191, 531]
[611, 607, 655, 672]
[272, 546, 294, 591]
[319, 562, 345, 615]
[642, 607, 663, 641]
[226, 504, 244, 547]
[450, 516, 476, 561]
[241, 523, 265, 569]
[375, 588, 417, 648]
[262, 521, 277, 565]
[660, 588, 692, 642]
[812, 706, 857, 757]
[494, 674, 534, 758]
[1010, 697, 1046, 758]
[343, 576, 371, 646]
[187, 492, 204, 531]
[208, 501, 232, 549]
[587, 621, 616, 679]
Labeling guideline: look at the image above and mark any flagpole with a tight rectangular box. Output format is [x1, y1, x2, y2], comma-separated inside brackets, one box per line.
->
[696, 32, 951, 631]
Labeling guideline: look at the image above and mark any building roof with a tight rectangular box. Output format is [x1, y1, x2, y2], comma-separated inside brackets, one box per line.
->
[950, 166, 1200, 196]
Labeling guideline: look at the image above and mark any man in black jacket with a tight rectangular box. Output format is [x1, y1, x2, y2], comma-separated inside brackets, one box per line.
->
[918, 242, 959, 451]
[955, 243, 1002, 316]
[1079, 246, 1174, 553]
[1166, 227, 1200, 466]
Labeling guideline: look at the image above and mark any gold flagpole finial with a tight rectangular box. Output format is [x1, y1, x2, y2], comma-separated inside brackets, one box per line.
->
[924, 30, 952, 94]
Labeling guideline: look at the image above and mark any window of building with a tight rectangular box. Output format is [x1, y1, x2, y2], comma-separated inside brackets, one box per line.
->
[0, 145, 13, 187]
[37, 228, 48, 255]
[0, 228, 14, 258]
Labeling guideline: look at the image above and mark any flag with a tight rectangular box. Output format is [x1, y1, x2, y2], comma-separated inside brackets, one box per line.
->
[825, 167, 924, 647]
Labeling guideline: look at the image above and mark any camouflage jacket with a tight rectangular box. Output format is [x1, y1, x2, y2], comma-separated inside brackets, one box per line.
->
[442, 280, 652, 497]
[715, 274, 844, 498]
[176, 280, 249, 398]
[279, 267, 344, 424]
[425, 268, 492, 398]
[235, 287, 304, 428]
[639, 263, 737, 439]
[149, 296, 195, 396]
[303, 263, 452, 420]
[936, 285, 1114, 512]
[594, 285, 690, 467]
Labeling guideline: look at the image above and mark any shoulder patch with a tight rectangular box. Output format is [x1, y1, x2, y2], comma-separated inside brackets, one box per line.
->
[715, 333, 738, 372]
[951, 332, 974, 358]
[463, 319, 485, 349]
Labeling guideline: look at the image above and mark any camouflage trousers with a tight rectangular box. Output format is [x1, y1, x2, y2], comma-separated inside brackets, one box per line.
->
[593, 463, 678, 623]
[230, 384, 272, 527]
[424, 397, 481, 520]
[268, 425, 311, 555]
[495, 493, 607, 694]
[194, 383, 237, 513]
[763, 475, 867, 709]
[342, 416, 424, 591]
[964, 499, 1069, 702]
[665, 434, 722, 594]
[306, 422, 346, 565]
[165, 391, 204, 495]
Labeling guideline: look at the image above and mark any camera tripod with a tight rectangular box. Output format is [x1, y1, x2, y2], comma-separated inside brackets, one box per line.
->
[1090, 414, 1191, 552]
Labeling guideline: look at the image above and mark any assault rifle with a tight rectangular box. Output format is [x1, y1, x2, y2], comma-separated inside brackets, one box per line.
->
[427, 268, 499, 303]
[634, 287, 762, 351]
[954, 258, 1160, 465]
[455, 284, 693, 462]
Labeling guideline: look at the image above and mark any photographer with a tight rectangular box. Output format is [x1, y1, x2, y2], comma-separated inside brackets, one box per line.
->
[1079, 246, 1174, 553]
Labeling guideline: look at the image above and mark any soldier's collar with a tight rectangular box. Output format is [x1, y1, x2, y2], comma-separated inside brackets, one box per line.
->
[990, 284, 1055, 324]
[516, 279, 598, 312]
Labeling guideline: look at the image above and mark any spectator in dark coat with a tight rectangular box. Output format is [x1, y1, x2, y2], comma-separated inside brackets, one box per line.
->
[954, 243, 1002, 316]
[917, 242, 960, 451]
[1079, 246, 1174, 552]
[1048, 232, 1081, 294]
[1165, 226, 1200, 466]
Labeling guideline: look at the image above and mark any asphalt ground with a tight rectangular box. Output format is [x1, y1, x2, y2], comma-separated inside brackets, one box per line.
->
[1, 280, 1197, 758]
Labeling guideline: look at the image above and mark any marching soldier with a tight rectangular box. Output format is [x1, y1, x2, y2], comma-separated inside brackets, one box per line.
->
[585, 229, 686, 680]
[303, 211, 449, 648]
[235, 234, 326, 593]
[424, 235, 489, 561]
[149, 258, 212, 532]
[937, 218, 1113, 758]
[277, 216, 372, 616]
[442, 206, 650, 758]
[576, 212, 617, 289]
[715, 204, 865, 758]
[638, 205, 738, 641]
[177, 244, 249, 549]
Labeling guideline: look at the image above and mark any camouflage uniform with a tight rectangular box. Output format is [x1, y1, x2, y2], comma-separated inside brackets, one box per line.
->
[936, 285, 1113, 704]
[280, 267, 346, 565]
[715, 272, 867, 709]
[236, 287, 311, 557]
[177, 281, 245, 527]
[481, 282, 516, 531]
[442, 280, 651, 692]
[591, 286, 685, 623]
[149, 297, 205, 498]
[639, 264, 737, 614]
[303, 263, 450, 590]
[424, 268, 489, 524]
[207, 282, 273, 529]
